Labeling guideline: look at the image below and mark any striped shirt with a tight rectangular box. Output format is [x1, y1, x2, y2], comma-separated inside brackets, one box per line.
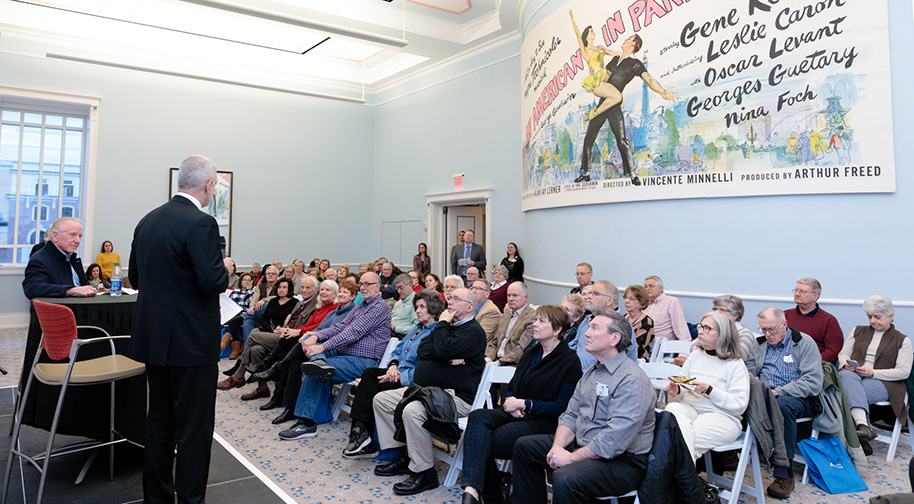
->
[314, 293, 390, 360]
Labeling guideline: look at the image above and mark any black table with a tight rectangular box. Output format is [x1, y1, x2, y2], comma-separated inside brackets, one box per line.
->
[20, 295, 145, 442]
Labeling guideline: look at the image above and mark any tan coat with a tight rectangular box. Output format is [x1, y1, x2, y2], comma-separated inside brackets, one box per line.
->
[475, 299, 502, 341]
[486, 304, 536, 365]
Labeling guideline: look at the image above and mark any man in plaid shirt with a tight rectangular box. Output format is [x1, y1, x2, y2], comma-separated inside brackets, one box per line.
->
[279, 271, 391, 439]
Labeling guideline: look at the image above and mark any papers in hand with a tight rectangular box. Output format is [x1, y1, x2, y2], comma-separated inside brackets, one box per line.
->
[220, 293, 242, 325]
[457, 258, 470, 266]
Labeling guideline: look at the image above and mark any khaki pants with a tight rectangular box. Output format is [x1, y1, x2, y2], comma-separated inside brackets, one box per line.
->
[373, 387, 471, 473]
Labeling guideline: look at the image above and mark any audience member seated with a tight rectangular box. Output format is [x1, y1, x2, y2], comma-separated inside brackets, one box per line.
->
[413, 242, 431, 278]
[512, 310, 655, 504]
[324, 268, 337, 282]
[222, 272, 255, 361]
[85, 263, 110, 291]
[217, 277, 307, 395]
[359, 263, 370, 274]
[250, 262, 263, 284]
[278, 272, 391, 439]
[712, 294, 761, 372]
[753, 307, 824, 500]
[643, 275, 691, 341]
[664, 312, 750, 462]
[22, 217, 96, 299]
[470, 280, 501, 340]
[444, 274, 463, 301]
[269, 280, 358, 425]
[226, 257, 239, 289]
[379, 262, 398, 305]
[372, 287, 487, 496]
[338, 263, 350, 279]
[252, 279, 339, 410]
[242, 265, 280, 339]
[281, 265, 299, 296]
[391, 274, 419, 338]
[318, 259, 331, 280]
[568, 280, 637, 369]
[623, 285, 655, 360]
[461, 305, 582, 504]
[487, 282, 535, 365]
[561, 293, 586, 343]
[407, 270, 423, 292]
[785, 277, 844, 364]
[424, 273, 446, 302]
[500, 242, 524, 284]
[570, 261, 593, 294]
[489, 265, 510, 312]
[341, 290, 444, 458]
[465, 267, 481, 287]
[95, 239, 121, 280]
[838, 295, 913, 447]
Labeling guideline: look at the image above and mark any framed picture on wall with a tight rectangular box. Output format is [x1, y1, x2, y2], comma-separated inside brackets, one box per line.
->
[169, 168, 233, 255]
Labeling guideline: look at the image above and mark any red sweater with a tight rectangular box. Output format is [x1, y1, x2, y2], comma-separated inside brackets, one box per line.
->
[295, 303, 339, 335]
[785, 305, 843, 363]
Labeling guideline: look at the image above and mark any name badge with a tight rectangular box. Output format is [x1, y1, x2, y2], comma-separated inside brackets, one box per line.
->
[596, 382, 610, 397]
[783, 355, 794, 364]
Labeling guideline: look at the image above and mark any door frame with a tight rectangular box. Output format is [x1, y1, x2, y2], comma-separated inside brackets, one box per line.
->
[425, 188, 493, 278]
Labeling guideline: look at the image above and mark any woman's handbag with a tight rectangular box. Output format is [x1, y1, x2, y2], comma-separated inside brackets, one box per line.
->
[797, 436, 868, 494]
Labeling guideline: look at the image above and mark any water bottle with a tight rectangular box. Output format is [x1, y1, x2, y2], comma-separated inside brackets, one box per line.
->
[110, 262, 122, 297]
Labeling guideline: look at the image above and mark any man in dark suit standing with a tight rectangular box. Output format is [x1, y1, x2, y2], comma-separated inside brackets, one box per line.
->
[449, 229, 486, 282]
[22, 217, 97, 299]
[129, 155, 232, 504]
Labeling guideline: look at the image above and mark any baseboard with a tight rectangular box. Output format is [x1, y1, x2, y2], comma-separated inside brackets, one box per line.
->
[0, 313, 29, 329]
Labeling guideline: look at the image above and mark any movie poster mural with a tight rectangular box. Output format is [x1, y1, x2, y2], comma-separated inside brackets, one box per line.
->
[521, 0, 895, 211]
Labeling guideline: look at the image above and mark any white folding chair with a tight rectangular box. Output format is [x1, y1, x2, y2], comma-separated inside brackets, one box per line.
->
[872, 393, 912, 462]
[596, 489, 639, 503]
[434, 362, 515, 487]
[639, 361, 683, 405]
[703, 425, 765, 504]
[650, 339, 693, 363]
[331, 337, 400, 420]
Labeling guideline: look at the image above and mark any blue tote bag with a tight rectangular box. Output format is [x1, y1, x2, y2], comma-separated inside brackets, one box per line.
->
[797, 436, 867, 494]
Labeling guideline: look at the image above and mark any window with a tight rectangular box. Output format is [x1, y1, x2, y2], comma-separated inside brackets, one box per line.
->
[0, 90, 97, 266]
[31, 205, 49, 221]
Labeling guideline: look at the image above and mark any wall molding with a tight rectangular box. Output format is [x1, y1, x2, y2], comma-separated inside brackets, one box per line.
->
[522, 275, 914, 308]
[0, 313, 30, 329]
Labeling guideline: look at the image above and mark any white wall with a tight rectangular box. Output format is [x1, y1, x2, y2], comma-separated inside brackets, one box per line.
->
[0, 43, 374, 318]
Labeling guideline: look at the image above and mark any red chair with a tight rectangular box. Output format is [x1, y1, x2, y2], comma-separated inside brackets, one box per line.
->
[2, 300, 146, 504]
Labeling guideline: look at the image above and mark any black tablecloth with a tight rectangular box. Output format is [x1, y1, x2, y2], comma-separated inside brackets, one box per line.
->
[20, 295, 145, 442]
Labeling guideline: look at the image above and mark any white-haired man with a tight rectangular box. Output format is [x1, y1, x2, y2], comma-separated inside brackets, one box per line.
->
[22, 217, 97, 299]
[643, 275, 690, 341]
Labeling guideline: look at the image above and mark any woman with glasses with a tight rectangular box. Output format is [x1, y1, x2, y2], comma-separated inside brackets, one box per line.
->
[712, 294, 761, 373]
[663, 312, 750, 462]
[460, 305, 582, 504]
[623, 285, 655, 360]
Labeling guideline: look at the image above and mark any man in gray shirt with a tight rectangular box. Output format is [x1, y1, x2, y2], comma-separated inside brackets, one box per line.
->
[511, 309, 655, 504]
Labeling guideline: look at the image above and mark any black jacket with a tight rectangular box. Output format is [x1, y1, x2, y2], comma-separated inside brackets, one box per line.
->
[393, 383, 461, 444]
[638, 410, 705, 504]
[22, 242, 88, 299]
[129, 196, 229, 367]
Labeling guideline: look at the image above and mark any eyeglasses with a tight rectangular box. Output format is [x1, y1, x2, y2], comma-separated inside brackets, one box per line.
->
[623, 297, 639, 302]
[469, 286, 487, 292]
[359, 281, 379, 287]
[644, 284, 659, 289]
[452, 297, 475, 306]
[758, 323, 784, 334]
[793, 288, 815, 295]
[696, 323, 717, 333]
[591, 291, 612, 299]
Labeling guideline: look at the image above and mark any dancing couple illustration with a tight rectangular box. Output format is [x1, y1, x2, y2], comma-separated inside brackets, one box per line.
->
[570, 9, 679, 185]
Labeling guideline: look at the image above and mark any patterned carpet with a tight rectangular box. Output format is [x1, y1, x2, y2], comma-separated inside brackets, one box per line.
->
[2, 328, 912, 503]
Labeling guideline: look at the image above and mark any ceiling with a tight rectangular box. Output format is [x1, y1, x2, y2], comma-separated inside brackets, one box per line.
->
[0, 0, 526, 102]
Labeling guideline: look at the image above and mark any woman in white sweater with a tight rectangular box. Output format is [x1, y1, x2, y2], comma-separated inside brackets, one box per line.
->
[664, 311, 751, 461]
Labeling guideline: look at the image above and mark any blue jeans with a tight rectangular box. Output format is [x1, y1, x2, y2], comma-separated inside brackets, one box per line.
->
[293, 351, 378, 424]
[776, 394, 815, 477]
[241, 308, 263, 345]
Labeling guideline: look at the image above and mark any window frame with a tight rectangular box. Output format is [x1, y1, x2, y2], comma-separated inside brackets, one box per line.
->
[0, 87, 99, 272]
